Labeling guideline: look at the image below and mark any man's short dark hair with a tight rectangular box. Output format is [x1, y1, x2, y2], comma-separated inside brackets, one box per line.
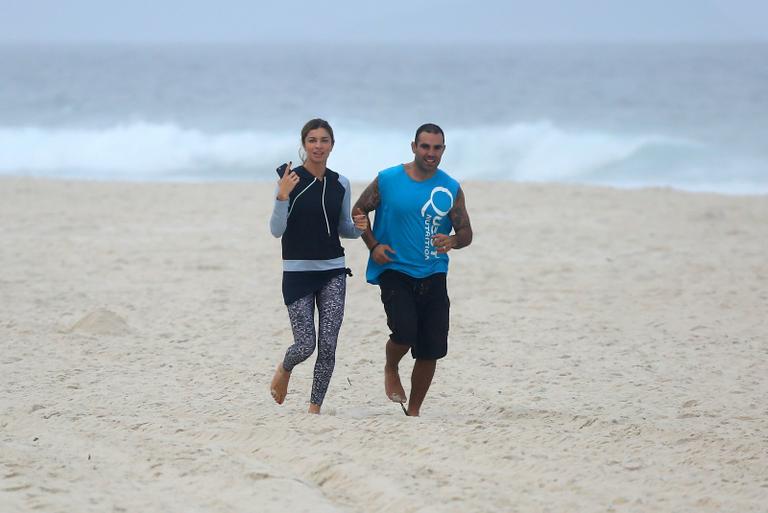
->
[414, 123, 445, 144]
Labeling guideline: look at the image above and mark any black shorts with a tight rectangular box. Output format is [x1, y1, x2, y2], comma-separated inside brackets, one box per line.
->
[378, 270, 450, 360]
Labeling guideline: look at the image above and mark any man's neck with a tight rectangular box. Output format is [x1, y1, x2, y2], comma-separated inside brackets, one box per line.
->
[404, 162, 435, 182]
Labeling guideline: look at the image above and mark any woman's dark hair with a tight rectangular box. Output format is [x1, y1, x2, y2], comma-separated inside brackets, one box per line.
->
[414, 123, 444, 144]
[301, 118, 335, 145]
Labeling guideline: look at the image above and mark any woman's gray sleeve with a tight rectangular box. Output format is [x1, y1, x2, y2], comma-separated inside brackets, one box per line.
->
[269, 185, 289, 237]
[337, 175, 363, 239]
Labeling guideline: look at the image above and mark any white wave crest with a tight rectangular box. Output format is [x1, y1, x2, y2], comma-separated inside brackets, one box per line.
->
[0, 120, 764, 194]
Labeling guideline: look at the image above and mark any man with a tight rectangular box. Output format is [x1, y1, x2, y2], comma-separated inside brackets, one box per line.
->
[353, 123, 473, 417]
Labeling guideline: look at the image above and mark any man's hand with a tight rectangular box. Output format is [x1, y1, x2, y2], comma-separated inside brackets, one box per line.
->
[431, 233, 456, 254]
[371, 244, 396, 264]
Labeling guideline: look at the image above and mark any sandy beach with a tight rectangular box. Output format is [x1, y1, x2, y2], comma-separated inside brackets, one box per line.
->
[1, 177, 766, 512]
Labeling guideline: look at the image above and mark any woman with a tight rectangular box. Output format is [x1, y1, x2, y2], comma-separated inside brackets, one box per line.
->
[269, 118, 367, 414]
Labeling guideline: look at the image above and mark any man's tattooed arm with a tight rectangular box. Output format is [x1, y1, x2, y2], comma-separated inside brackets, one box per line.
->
[448, 186, 473, 249]
[352, 177, 380, 250]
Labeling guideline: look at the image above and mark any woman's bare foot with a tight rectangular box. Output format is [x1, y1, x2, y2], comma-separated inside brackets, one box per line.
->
[308, 403, 321, 414]
[384, 364, 406, 403]
[270, 363, 291, 404]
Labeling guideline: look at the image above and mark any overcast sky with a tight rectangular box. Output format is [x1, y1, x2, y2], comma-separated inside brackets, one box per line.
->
[2, 0, 767, 44]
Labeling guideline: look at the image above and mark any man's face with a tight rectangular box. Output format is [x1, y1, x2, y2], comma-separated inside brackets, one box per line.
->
[411, 132, 445, 172]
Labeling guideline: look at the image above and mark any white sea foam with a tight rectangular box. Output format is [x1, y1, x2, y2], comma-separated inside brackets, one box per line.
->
[0, 123, 292, 179]
[0, 121, 765, 195]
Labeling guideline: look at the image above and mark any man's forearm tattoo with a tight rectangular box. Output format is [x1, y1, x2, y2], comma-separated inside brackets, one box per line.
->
[449, 187, 473, 249]
[353, 178, 380, 214]
[354, 178, 380, 248]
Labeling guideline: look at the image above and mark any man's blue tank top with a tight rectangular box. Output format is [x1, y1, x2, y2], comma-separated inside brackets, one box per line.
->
[366, 164, 460, 284]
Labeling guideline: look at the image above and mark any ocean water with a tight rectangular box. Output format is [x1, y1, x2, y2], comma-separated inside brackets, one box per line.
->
[1, 43, 766, 194]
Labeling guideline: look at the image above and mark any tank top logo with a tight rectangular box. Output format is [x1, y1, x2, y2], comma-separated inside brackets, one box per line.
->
[421, 186, 454, 260]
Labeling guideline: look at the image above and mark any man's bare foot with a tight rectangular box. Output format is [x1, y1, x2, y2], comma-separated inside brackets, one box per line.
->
[384, 364, 406, 403]
[308, 403, 321, 414]
[270, 363, 291, 404]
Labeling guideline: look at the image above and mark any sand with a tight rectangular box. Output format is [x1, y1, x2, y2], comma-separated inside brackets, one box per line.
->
[1, 177, 766, 512]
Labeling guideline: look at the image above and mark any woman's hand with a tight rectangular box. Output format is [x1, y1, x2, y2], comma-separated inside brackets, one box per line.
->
[277, 161, 298, 200]
[352, 208, 369, 231]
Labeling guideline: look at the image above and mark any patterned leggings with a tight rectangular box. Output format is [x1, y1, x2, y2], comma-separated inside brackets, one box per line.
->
[283, 274, 346, 406]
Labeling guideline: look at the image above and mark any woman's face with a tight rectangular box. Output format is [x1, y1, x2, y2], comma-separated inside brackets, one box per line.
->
[303, 128, 333, 166]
